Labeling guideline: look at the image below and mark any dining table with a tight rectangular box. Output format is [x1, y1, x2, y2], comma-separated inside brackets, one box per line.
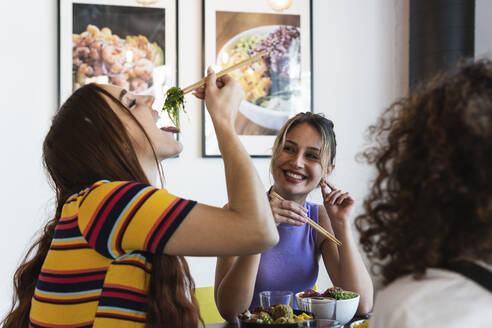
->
[204, 315, 369, 328]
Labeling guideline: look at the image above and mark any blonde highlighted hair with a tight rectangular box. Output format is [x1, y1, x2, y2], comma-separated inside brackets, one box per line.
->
[271, 112, 336, 174]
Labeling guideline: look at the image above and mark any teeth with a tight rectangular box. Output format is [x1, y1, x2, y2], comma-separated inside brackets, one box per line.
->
[286, 171, 303, 179]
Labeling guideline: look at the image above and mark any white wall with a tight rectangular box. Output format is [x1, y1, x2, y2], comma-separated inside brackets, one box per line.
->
[11, 0, 492, 315]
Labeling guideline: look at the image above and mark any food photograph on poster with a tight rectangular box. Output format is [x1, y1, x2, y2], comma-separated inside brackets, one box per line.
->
[59, 0, 177, 120]
[203, 0, 312, 157]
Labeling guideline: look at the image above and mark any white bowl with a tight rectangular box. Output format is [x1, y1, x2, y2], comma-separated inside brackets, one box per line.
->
[295, 291, 360, 325]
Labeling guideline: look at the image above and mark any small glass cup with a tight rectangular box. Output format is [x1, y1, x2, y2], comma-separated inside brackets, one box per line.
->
[297, 319, 341, 328]
[259, 290, 294, 308]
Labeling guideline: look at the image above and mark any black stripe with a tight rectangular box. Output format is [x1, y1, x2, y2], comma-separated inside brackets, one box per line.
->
[33, 294, 99, 305]
[93, 183, 148, 258]
[116, 188, 157, 255]
[53, 227, 83, 239]
[155, 200, 197, 254]
[40, 270, 107, 279]
[95, 313, 146, 323]
[36, 279, 104, 293]
[50, 244, 92, 250]
[98, 295, 146, 313]
[57, 217, 78, 225]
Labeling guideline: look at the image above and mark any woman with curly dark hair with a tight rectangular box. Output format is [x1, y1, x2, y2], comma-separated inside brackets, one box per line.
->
[355, 60, 492, 327]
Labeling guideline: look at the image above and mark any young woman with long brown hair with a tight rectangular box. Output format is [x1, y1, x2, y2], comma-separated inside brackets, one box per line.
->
[2, 69, 279, 328]
[356, 60, 492, 327]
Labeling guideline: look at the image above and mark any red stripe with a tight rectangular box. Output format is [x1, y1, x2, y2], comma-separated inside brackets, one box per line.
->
[150, 200, 187, 252]
[143, 197, 179, 249]
[88, 182, 136, 245]
[83, 182, 124, 236]
[59, 214, 77, 222]
[39, 274, 105, 283]
[101, 291, 146, 302]
[55, 221, 79, 230]
[103, 284, 147, 295]
[115, 187, 155, 256]
[50, 243, 88, 249]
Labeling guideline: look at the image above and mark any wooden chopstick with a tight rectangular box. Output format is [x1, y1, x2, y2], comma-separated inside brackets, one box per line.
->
[181, 50, 267, 95]
[269, 190, 342, 246]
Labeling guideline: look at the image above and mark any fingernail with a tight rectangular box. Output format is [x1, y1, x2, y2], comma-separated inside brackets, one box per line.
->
[207, 66, 214, 74]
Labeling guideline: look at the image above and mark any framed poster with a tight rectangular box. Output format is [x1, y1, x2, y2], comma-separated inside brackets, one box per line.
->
[58, 0, 178, 120]
[202, 0, 313, 157]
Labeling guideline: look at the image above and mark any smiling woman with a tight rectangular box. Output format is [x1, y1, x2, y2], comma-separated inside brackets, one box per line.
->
[2, 70, 279, 328]
[214, 112, 374, 323]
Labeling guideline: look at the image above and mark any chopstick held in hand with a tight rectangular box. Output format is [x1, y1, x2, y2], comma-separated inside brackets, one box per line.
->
[269, 190, 342, 246]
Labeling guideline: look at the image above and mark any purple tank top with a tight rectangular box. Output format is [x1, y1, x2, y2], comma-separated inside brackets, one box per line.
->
[250, 201, 319, 310]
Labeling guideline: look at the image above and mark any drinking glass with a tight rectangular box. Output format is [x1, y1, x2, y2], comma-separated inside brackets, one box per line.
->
[259, 290, 294, 308]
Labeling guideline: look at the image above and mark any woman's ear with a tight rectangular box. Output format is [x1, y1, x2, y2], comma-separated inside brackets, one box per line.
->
[326, 164, 335, 176]
[317, 165, 335, 188]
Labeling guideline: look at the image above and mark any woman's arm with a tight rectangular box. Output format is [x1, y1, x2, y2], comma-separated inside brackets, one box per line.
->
[214, 255, 261, 322]
[164, 71, 279, 256]
[317, 181, 374, 314]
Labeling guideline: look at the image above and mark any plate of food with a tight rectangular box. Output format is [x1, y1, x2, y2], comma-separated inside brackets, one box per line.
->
[350, 319, 369, 328]
[216, 25, 301, 130]
[72, 24, 164, 94]
[237, 304, 314, 327]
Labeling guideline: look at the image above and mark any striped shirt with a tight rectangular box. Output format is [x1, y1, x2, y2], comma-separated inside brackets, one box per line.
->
[29, 180, 197, 328]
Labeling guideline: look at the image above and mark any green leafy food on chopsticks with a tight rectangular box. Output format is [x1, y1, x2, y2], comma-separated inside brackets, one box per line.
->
[163, 87, 185, 129]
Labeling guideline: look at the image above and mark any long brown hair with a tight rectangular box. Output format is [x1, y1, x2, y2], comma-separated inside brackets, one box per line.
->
[355, 60, 492, 286]
[2, 83, 203, 328]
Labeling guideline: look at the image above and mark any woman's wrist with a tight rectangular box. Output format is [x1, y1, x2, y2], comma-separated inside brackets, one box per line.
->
[331, 218, 352, 237]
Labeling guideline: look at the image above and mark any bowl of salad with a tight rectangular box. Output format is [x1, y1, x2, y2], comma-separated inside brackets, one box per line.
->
[216, 25, 302, 131]
[296, 287, 360, 325]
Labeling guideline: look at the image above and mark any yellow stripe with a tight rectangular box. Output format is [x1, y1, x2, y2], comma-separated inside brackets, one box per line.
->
[122, 188, 177, 251]
[104, 263, 150, 292]
[93, 317, 145, 328]
[43, 248, 111, 271]
[30, 299, 98, 325]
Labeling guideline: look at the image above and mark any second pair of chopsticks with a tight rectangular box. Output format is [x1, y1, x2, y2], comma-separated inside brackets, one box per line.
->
[181, 50, 267, 94]
[269, 190, 342, 246]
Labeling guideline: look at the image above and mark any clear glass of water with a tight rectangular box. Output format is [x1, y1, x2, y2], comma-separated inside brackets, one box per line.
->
[259, 290, 294, 308]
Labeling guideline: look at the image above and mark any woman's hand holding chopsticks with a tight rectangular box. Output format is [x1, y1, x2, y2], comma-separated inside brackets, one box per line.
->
[195, 68, 244, 128]
[269, 196, 309, 226]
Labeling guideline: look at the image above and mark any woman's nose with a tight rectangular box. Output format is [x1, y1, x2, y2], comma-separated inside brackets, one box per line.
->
[291, 153, 304, 169]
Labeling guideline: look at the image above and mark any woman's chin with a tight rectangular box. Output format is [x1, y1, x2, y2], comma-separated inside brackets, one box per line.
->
[160, 142, 183, 159]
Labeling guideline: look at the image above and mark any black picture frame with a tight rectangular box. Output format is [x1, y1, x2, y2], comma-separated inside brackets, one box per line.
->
[202, 0, 313, 157]
[58, 0, 179, 126]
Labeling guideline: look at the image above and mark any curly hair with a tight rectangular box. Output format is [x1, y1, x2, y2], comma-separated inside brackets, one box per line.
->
[355, 60, 492, 286]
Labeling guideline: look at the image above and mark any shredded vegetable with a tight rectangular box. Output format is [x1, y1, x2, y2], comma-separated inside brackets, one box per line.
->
[163, 87, 185, 129]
